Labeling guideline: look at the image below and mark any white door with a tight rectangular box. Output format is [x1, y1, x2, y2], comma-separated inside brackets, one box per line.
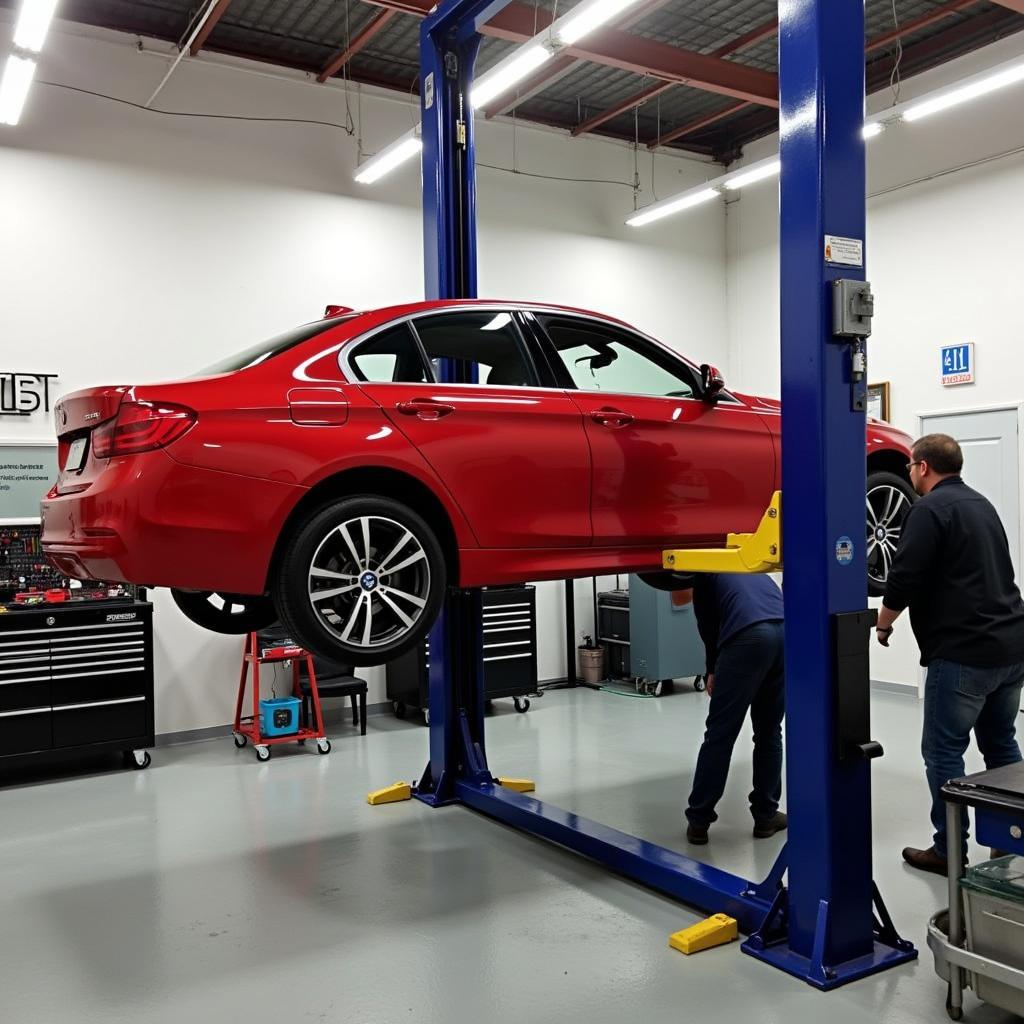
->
[919, 408, 1021, 578]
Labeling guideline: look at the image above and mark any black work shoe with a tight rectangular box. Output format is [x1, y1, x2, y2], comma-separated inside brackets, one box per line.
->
[753, 811, 788, 838]
[902, 846, 953, 877]
[686, 822, 709, 845]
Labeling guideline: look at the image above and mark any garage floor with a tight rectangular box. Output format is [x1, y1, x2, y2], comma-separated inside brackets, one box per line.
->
[0, 685, 1017, 1024]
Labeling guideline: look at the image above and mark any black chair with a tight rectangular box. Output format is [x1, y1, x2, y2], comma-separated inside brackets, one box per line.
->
[298, 655, 368, 737]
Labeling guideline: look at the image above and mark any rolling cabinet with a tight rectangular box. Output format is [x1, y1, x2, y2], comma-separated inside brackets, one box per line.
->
[386, 585, 537, 723]
[0, 602, 154, 771]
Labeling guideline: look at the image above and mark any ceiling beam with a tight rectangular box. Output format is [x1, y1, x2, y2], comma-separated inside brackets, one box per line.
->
[318, 8, 398, 82]
[364, 0, 779, 106]
[572, 80, 673, 136]
[482, 0, 672, 119]
[647, 99, 749, 149]
[649, 0, 994, 153]
[710, 5, 1024, 158]
[189, 0, 232, 56]
[568, 15, 776, 140]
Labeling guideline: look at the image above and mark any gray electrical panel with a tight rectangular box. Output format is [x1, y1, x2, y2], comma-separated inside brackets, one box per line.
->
[627, 574, 706, 687]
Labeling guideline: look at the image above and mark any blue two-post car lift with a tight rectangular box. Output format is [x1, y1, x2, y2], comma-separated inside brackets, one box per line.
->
[410, 0, 918, 989]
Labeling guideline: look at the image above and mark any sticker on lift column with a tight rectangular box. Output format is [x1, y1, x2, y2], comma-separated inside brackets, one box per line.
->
[824, 234, 863, 267]
[835, 536, 854, 566]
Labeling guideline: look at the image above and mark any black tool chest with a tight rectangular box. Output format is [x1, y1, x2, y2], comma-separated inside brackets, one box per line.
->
[0, 602, 154, 767]
[386, 585, 538, 721]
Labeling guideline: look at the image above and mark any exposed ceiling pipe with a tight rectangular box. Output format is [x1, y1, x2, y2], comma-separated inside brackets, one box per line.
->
[144, 0, 226, 108]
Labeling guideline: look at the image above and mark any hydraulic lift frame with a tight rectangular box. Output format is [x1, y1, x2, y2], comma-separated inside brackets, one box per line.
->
[410, 0, 917, 988]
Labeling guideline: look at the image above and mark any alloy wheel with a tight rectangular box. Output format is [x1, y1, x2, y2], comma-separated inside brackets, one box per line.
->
[866, 483, 912, 591]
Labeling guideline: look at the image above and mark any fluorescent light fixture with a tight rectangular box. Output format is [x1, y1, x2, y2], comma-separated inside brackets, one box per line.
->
[626, 187, 719, 227]
[13, 0, 60, 53]
[862, 121, 884, 140]
[722, 159, 780, 190]
[353, 131, 422, 184]
[557, 0, 643, 45]
[471, 45, 551, 109]
[903, 58, 1024, 122]
[0, 55, 37, 126]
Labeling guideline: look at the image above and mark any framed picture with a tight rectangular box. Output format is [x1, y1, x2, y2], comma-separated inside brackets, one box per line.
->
[867, 381, 890, 423]
[0, 439, 57, 524]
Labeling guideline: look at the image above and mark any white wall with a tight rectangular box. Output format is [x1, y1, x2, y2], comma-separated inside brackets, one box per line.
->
[724, 34, 1024, 688]
[0, 19, 728, 732]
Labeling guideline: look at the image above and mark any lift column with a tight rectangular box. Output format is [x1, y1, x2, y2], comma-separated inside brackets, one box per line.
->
[743, 0, 916, 986]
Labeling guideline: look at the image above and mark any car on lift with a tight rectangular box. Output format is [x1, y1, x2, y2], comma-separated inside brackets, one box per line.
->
[42, 301, 915, 664]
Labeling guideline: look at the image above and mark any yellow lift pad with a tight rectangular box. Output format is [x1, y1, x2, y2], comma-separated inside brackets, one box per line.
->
[663, 491, 782, 574]
[366, 781, 412, 805]
[669, 914, 738, 955]
[496, 777, 536, 793]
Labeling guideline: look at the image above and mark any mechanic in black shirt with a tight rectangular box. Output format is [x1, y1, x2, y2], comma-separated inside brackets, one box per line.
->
[876, 433, 1024, 876]
[685, 573, 787, 845]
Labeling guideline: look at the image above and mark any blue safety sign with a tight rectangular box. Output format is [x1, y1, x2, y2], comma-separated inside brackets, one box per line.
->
[941, 344, 974, 386]
[835, 536, 854, 566]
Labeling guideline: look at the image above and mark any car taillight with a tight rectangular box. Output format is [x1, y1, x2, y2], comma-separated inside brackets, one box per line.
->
[92, 401, 196, 458]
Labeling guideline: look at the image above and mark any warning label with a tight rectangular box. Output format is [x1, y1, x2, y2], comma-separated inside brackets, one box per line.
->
[824, 234, 864, 267]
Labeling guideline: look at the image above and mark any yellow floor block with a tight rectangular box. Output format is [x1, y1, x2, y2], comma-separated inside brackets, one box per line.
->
[496, 777, 536, 793]
[669, 914, 738, 955]
[366, 782, 412, 805]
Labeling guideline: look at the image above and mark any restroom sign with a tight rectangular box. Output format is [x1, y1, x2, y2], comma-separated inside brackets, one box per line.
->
[941, 344, 974, 386]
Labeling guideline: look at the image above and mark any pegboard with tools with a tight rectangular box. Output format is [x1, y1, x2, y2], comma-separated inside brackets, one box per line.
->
[0, 523, 135, 606]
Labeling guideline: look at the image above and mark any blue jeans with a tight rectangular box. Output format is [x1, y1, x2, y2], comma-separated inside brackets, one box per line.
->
[923, 659, 1024, 858]
[686, 621, 785, 828]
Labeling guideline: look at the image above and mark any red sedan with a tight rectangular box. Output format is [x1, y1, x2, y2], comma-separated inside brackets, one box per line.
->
[42, 301, 914, 664]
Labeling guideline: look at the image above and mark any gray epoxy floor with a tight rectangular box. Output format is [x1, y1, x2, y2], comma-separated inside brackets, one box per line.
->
[0, 686, 1017, 1024]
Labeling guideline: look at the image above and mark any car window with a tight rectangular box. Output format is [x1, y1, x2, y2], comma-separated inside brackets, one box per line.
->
[412, 311, 539, 387]
[348, 323, 429, 383]
[539, 316, 698, 398]
[194, 319, 349, 377]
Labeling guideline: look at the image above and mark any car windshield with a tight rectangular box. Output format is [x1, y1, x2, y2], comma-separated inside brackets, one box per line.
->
[192, 318, 355, 377]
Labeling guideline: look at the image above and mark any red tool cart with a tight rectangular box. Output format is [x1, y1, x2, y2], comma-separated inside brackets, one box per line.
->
[232, 631, 330, 762]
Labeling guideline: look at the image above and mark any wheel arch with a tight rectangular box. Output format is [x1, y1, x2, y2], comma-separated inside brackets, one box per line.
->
[265, 466, 461, 592]
[867, 448, 911, 484]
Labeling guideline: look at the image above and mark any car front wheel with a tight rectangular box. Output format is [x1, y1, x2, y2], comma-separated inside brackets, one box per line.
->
[273, 496, 446, 665]
[866, 471, 916, 597]
[170, 589, 278, 634]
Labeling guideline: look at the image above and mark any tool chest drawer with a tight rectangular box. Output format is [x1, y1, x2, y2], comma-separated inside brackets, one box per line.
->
[0, 603, 153, 765]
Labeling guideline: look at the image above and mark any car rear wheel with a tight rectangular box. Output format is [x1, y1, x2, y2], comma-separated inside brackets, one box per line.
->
[170, 589, 278, 634]
[273, 496, 446, 666]
[866, 471, 916, 597]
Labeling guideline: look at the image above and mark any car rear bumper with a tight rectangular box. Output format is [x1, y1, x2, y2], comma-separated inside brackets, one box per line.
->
[41, 450, 304, 594]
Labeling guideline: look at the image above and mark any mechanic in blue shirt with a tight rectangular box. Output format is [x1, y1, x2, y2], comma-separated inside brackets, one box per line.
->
[685, 573, 787, 845]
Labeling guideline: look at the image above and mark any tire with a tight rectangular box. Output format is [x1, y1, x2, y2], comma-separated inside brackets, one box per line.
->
[273, 496, 447, 666]
[514, 697, 530, 713]
[636, 570, 697, 593]
[255, 745, 271, 762]
[233, 733, 247, 748]
[171, 589, 278, 635]
[866, 471, 916, 597]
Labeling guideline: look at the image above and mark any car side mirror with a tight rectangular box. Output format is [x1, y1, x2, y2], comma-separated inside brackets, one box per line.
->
[700, 364, 725, 403]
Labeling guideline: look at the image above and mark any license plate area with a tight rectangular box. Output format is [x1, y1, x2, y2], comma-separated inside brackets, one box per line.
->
[65, 436, 88, 472]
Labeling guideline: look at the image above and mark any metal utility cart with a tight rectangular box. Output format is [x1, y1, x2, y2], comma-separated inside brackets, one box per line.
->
[928, 763, 1024, 1020]
[233, 631, 330, 762]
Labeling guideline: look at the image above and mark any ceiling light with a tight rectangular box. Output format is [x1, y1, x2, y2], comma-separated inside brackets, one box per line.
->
[0, 55, 37, 126]
[722, 159, 781, 190]
[903, 58, 1024, 122]
[862, 121, 884, 139]
[354, 132, 422, 184]
[626, 187, 720, 227]
[471, 46, 552, 109]
[557, 0, 643, 45]
[13, 0, 60, 53]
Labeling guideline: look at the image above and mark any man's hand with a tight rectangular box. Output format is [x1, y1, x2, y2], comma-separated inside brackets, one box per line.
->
[705, 674, 715, 697]
[876, 625, 894, 647]
[875, 603, 901, 647]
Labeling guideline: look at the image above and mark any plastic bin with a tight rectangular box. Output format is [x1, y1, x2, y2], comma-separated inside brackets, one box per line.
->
[259, 696, 301, 737]
[960, 855, 1024, 1016]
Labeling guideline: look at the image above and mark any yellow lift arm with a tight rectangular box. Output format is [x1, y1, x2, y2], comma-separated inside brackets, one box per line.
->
[662, 491, 782, 574]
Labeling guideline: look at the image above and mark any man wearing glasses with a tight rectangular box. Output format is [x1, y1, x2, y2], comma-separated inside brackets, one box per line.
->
[876, 433, 1024, 876]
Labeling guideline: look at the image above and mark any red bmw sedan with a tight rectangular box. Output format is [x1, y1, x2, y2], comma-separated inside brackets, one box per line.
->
[42, 301, 914, 664]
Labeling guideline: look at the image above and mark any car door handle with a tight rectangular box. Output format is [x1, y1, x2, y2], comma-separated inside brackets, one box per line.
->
[395, 399, 456, 420]
[590, 408, 634, 428]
